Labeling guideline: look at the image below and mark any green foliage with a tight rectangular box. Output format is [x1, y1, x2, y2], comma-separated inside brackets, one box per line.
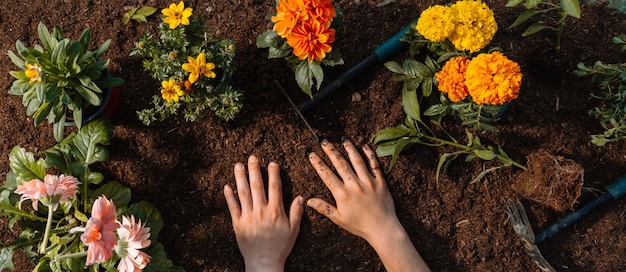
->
[574, 40, 626, 145]
[374, 116, 526, 184]
[506, 0, 581, 51]
[131, 11, 243, 125]
[0, 120, 182, 271]
[8, 22, 124, 141]
[122, 6, 157, 24]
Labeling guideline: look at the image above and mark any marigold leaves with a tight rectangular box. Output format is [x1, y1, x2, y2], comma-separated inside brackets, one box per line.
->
[523, 22, 551, 36]
[474, 149, 497, 160]
[505, 0, 524, 7]
[374, 125, 414, 144]
[508, 9, 541, 29]
[402, 87, 422, 123]
[560, 0, 581, 18]
[525, 0, 541, 9]
[384, 61, 404, 74]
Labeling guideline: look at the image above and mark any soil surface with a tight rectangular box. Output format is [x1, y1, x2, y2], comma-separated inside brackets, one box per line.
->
[1, 0, 626, 271]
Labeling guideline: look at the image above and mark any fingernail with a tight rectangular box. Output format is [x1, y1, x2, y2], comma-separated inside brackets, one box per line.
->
[309, 152, 316, 160]
[341, 136, 348, 143]
[298, 196, 304, 205]
[321, 139, 329, 146]
[249, 155, 257, 163]
[269, 162, 277, 167]
[363, 144, 371, 151]
[235, 163, 243, 170]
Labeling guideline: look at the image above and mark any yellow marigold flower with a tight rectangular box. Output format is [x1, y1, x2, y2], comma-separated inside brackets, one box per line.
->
[182, 53, 217, 83]
[448, 0, 497, 53]
[465, 52, 522, 105]
[287, 20, 335, 62]
[161, 79, 185, 103]
[162, 1, 193, 29]
[25, 63, 42, 83]
[436, 57, 470, 102]
[416, 5, 455, 42]
[272, 0, 308, 38]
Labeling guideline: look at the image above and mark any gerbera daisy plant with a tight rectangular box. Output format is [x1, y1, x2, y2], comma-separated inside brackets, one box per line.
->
[256, 0, 344, 97]
[131, 1, 244, 125]
[0, 120, 182, 271]
[374, 0, 526, 183]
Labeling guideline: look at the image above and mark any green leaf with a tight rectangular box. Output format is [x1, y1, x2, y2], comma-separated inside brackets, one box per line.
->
[506, 0, 524, 7]
[525, 0, 541, 9]
[522, 22, 550, 36]
[136, 7, 157, 16]
[560, 0, 581, 18]
[295, 61, 317, 97]
[53, 120, 65, 142]
[0, 247, 15, 271]
[384, 61, 404, 74]
[507, 9, 541, 29]
[374, 125, 414, 144]
[122, 7, 139, 24]
[309, 61, 324, 91]
[7, 50, 25, 69]
[473, 150, 497, 160]
[389, 138, 414, 170]
[131, 15, 148, 23]
[423, 104, 448, 116]
[37, 22, 52, 52]
[94, 181, 131, 211]
[128, 201, 164, 243]
[70, 119, 112, 165]
[73, 84, 102, 106]
[143, 243, 185, 272]
[402, 87, 422, 123]
[256, 30, 279, 48]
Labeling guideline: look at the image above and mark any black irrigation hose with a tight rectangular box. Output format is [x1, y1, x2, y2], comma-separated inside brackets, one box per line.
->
[298, 21, 416, 112]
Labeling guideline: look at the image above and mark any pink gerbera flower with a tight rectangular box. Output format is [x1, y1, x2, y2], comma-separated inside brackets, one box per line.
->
[15, 174, 80, 211]
[115, 215, 152, 272]
[81, 196, 120, 265]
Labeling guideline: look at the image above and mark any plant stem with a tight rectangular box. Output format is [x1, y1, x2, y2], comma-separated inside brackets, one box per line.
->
[39, 206, 55, 254]
[54, 251, 87, 262]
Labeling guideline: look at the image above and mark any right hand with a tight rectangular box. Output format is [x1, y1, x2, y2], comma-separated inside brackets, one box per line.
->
[306, 138, 403, 243]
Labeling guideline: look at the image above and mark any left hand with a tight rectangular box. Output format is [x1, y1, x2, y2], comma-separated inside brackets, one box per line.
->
[224, 155, 304, 272]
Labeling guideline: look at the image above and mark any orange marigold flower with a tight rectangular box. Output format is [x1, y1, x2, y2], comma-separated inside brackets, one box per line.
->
[465, 52, 522, 105]
[436, 57, 470, 102]
[287, 20, 335, 62]
[272, 0, 308, 38]
[305, 0, 337, 24]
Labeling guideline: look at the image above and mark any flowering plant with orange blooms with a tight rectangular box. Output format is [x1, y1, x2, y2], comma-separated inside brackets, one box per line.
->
[131, 1, 243, 125]
[257, 0, 344, 97]
[0, 120, 183, 271]
[374, 0, 526, 183]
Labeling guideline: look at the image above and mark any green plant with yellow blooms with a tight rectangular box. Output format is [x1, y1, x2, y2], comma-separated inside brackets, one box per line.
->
[374, 0, 526, 183]
[131, 1, 243, 125]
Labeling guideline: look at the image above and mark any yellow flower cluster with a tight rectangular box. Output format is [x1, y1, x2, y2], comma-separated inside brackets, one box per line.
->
[416, 0, 497, 53]
[436, 52, 522, 105]
[162, 1, 192, 29]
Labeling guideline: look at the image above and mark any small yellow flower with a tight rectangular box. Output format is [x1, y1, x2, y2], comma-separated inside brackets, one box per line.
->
[448, 0, 498, 53]
[168, 51, 177, 60]
[25, 63, 42, 83]
[162, 1, 193, 29]
[465, 52, 522, 105]
[137, 41, 145, 48]
[416, 5, 455, 42]
[161, 79, 185, 103]
[182, 53, 216, 83]
[436, 57, 470, 102]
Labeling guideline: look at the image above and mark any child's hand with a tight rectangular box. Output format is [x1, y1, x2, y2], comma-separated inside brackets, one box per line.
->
[224, 155, 304, 272]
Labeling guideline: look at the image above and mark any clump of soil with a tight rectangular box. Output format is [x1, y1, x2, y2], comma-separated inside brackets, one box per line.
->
[512, 149, 584, 211]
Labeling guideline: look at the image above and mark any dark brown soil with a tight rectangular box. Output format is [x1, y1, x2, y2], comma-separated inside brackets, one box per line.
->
[1, 0, 626, 271]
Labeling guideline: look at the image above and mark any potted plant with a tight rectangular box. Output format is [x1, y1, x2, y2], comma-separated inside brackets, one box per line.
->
[8, 22, 124, 141]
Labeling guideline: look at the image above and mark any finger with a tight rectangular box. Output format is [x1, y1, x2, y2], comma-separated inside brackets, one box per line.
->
[341, 138, 372, 181]
[309, 152, 343, 193]
[248, 155, 267, 207]
[362, 144, 385, 185]
[267, 161, 284, 210]
[223, 184, 241, 221]
[321, 139, 358, 185]
[289, 196, 305, 233]
[234, 162, 252, 213]
[307, 198, 340, 224]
